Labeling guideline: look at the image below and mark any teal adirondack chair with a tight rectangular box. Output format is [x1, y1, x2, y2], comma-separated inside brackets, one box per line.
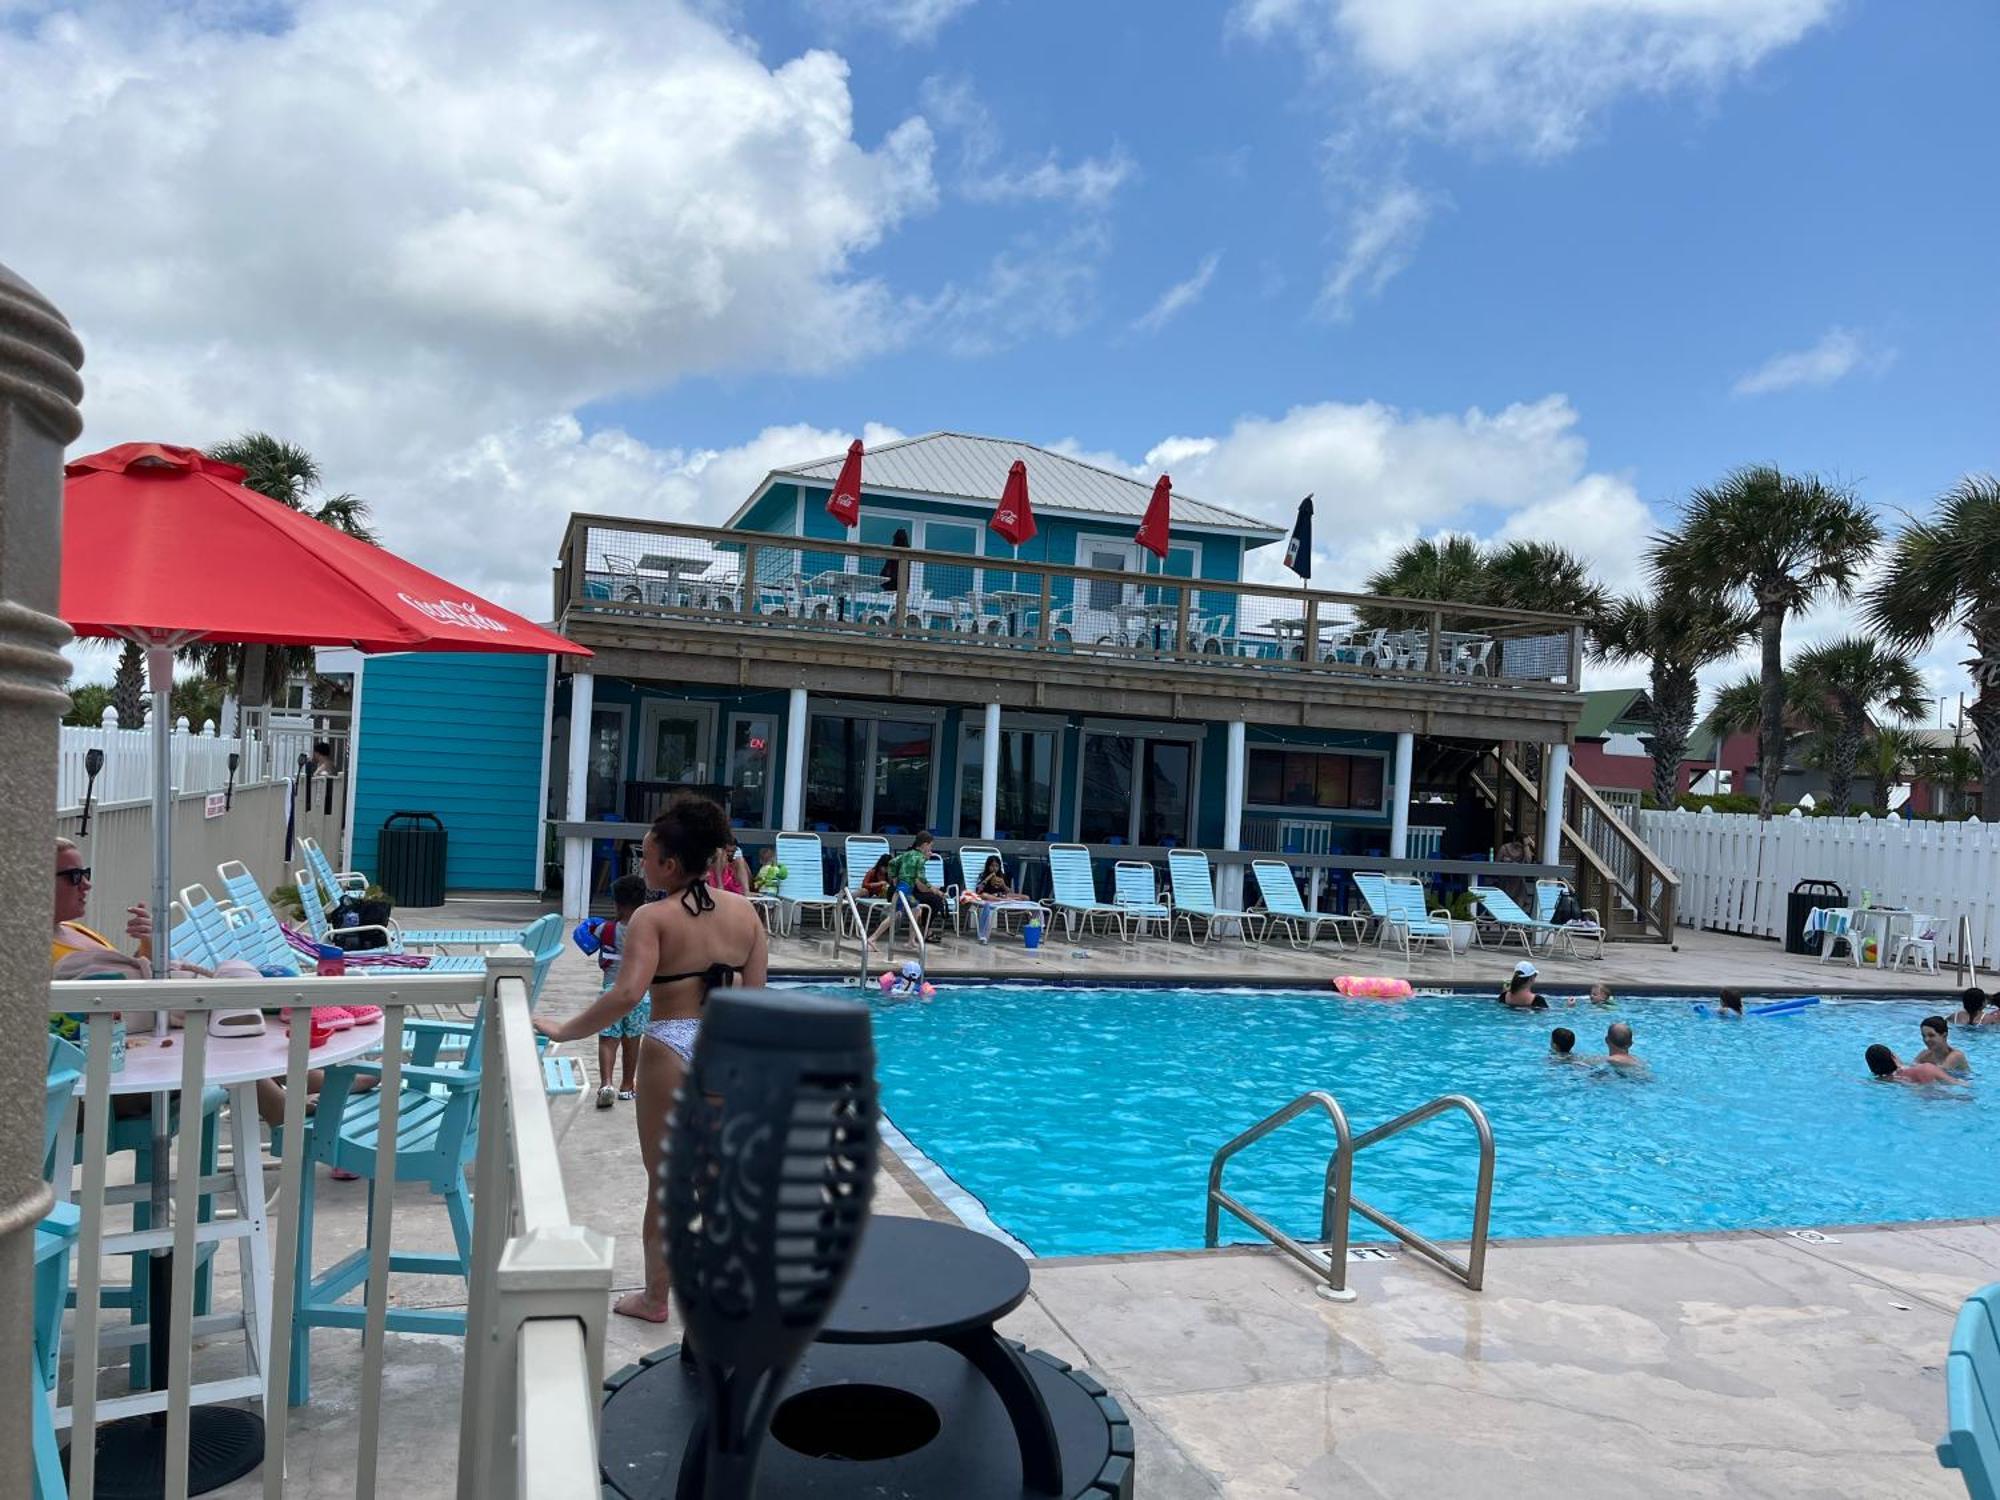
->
[1940, 1283, 2000, 1499]
[35, 1049, 81, 1500]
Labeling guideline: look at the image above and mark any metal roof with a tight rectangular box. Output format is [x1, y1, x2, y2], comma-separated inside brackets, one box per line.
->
[748, 432, 1283, 540]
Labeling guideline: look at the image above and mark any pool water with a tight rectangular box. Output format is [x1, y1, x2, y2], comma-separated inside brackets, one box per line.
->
[869, 986, 1997, 1257]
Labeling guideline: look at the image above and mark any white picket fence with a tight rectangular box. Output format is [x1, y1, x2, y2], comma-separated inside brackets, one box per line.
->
[1639, 809, 1999, 967]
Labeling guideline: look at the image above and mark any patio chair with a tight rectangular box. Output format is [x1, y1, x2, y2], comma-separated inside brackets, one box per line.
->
[1893, 913, 1942, 975]
[1252, 860, 1362, 949]
[1469, 885, 1569, 956]
[843, 834, 893, 934]
[1534, 877, 1606, 960]
[212, 866, 488, 977]
[1938, 1281, 2000, 1500]
[303, 835, 538, 949]
[1352, 872, 1455, 963]
[955, 845, 1046, 938]
[1112, 861, 1172, 941]
[34, 1051, 81, 1500]
[1047, 844, 1131, 942]
[1816, 907, 1864, 966]
[300, 836, 367, 902]
[775, 832, 843, 933]
[1166, 849, 1265, 946]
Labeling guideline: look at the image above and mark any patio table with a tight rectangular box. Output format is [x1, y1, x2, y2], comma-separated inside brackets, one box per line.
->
[983, 588, 1042, 638]
[802, 569, 891, 621]
[1852, 907, 1914, 969]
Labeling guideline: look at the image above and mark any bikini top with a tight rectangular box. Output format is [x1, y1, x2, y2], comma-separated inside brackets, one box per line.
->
[651, 878, 751, 991]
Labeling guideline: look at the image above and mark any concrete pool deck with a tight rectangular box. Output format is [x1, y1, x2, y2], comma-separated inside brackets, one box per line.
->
[167, 934, 1982, 1498]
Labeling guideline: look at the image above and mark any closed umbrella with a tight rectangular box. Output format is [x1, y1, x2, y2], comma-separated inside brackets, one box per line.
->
[989, 459, 1036, 547]
[825, 439, 863, 529]
[1283, 494, 1314, 580]
[1135, 474, 1172, 559]
[59, 440, 589, 1487]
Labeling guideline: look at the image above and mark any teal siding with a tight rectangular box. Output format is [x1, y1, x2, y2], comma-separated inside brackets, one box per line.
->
[353, 652, 549, 894]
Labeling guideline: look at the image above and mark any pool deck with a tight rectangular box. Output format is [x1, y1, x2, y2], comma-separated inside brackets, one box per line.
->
[184, 927, 1983, 1498]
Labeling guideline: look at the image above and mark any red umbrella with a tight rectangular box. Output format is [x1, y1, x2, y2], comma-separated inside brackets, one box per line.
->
[825, 438, 863, 529]
[62, 443, 588, 654]
[1135, 474, 1173, 560]
[989, 459, 1037, 547]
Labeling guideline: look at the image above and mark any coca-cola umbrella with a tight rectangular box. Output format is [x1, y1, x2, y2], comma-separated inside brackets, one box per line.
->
[60, 441, 589, 1484]
[1135, 473, 1173, 560]
[988, 459, 1037, 547]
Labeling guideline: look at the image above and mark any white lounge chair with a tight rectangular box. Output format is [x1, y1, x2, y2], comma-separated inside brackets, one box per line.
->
[1352, 872, 1455, 964]
[1470, 885, 1568, 957]
[955, 845, 1047, 939]
[1047, 844, 1130, 942]
[1534, 878, 1606, 960]
[1112, 861, 1172, 941]
[1166, 849, 1265, 945]
[843, 834, 892, 934]
[774, 832, 843, 934]
[1252, 860, 1361, 949]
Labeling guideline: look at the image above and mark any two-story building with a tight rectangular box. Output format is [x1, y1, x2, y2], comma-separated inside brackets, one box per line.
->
[546, 431, 1594, 918]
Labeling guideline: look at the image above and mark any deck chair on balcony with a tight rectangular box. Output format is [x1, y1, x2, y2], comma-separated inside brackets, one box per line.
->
[843, 835, 892, 935]
[1353, 872, 1455, 963]
[1939, 1282, 2000, 1500]
[1112, 861, 1172, 941]
[1047, 844, 1130, 942]
[775, 832, 843, 933]
[1167, 849, 1265, 945]
[1251, 860, 1361, 949]
[1469, 885, 1568, 956]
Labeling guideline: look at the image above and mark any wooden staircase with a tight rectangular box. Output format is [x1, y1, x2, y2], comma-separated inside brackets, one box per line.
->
[1472, 750, 1680, 943]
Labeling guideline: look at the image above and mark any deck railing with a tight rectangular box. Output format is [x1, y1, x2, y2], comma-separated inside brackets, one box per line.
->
[554, 514, 1586, 692]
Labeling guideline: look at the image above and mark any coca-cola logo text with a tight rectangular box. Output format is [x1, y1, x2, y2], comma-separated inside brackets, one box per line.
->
[397, 594, 511, 633]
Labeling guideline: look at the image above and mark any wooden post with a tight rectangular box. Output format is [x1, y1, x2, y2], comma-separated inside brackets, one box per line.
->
[1427, 610, 1442, 674]
[1568, 623, 1584, 685]
[1037, 572, 1053, 645]
[891, 547, 910, 636]
[738, 543, 759, 616]
[1175, 579, 1192, 659]
[1302, 597, 1319, 666]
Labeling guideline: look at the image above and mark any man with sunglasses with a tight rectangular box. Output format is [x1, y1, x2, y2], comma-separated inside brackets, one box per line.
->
[52, 835, 152, 965]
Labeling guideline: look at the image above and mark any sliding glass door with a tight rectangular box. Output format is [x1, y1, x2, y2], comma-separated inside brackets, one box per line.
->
[1078, 730, 1196, 846]
[957, 723, 1059, 839]
[804, 709, 940, 833]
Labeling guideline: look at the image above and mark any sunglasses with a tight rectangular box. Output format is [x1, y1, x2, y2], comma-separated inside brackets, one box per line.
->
[57, 866, 92, 886]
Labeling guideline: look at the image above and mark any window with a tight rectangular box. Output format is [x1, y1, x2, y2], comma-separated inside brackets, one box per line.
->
[1086, 546, 1133, 612]
[725, 714, 773, 825]
[804, 711, 938, 832]
[958, 725, 1057, 838]
[806, 715, 866, 830]
[922, 522, 978, 600]
[638, 701, 716, 782]
[871, 720, 935, 833]
[1246, 748, 1387, 813]
[1079, 731, 1196, 845]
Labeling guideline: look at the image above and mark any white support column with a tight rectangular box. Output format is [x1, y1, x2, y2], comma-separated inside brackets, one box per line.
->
[979, 702, 1001, 841]
[1541, 742, 1571, 865]
[781, 686, 809, 831]
[561, 670, 594, 919]
[1221, 720, 1247, 908]
[1390, 730, 1414, 862]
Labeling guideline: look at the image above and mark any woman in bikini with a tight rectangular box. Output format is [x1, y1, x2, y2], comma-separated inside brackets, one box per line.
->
[534, 795, 768, 1323]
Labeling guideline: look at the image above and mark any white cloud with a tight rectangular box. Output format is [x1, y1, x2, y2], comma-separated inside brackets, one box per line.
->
[1318, 182, 1436, 318]
[919, 74, 1133, 210]
[1132, 252, 1222, 335]
[1732, 326, 1892, 396]
[925, 225, 1110, 358]
[4, 1, 939, 617]
[813, 0, 976, 45]
[1239, 0, 1839, 156]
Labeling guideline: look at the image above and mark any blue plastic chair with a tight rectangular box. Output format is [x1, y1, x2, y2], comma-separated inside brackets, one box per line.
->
[1941, 1283, 2000, 1499]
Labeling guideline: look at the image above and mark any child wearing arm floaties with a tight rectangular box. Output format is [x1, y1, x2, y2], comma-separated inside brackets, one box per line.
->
[574, 875, 649, 1108]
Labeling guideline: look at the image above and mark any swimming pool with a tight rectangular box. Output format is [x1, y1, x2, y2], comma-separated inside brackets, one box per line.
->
[868, 985, 1995, 1257]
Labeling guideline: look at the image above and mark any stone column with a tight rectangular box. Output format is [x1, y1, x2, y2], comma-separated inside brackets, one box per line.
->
[561, 670, 594, 918]
[0, 263, 84, 1500]
[1390, 730, 1415, 860]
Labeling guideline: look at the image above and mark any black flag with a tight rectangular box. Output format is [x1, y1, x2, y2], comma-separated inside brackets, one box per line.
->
[1282, 494, 1313, 580]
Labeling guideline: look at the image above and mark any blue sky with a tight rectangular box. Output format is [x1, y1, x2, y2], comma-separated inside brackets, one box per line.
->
[5, 0, 1994, 703]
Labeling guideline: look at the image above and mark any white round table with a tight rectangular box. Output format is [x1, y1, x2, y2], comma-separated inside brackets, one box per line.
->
[60, 1016, 385, 1440]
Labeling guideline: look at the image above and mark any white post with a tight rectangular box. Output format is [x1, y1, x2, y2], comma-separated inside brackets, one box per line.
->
[1541, 742, 1571, 864]
[1221, 719, 1246, 907]
[980, 702, 1001, 841]
[1390, 730, 1414, 861]
[781, 686, 808, 830]
[561, 670, 595, 919]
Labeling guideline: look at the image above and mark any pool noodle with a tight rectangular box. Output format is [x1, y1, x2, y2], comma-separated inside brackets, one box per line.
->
[1747, 997, 1820, 1017]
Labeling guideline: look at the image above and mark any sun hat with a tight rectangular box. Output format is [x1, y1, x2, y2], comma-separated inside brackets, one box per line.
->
[1513, 961, 1539, 979]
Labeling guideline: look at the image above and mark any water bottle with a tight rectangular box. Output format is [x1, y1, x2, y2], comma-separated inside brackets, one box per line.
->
[316, 942, 347, 978]
[1860, 889, 1872, 910]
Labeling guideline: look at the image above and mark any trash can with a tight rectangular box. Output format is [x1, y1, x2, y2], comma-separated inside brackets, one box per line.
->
[1786, 879, 1844, 955]
[377, 811, 448, 908]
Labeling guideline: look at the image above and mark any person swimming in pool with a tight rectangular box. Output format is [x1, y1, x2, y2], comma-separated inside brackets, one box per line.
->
[1587, 981, 1614, 1007]
[1499, 961, 1548, 1010]
[1717, 989, 1744, 1019]
[1950, 987, 1995, 1029]
[1549, 1026, 1577, 1060]
[1912, 1015, 1970, 1075]
[1865, 1044, 1960, 1085]
[1604, 1021, 1643, 1069]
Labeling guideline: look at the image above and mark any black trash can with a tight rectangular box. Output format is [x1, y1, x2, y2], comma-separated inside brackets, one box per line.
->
[1786, 879, 1844, 955]
[377, 811, 448, 908]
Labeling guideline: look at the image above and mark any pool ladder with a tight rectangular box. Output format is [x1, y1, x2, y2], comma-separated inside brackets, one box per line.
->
[837, 885, 927, 990]
[1204, 1091, 1494, 1302]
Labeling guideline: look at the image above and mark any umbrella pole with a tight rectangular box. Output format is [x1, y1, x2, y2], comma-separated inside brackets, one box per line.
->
[147, 642, 174, 1404]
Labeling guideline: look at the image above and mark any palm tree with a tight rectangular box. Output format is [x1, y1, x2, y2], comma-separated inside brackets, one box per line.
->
[1485, 540, 1611, 622]
[1362, 534, 1607, 629]
[1653, 467, 1882, 818]
[1593, 590, 1751, 806]
[1924, 741, 1983, 817]
[1789, 638, 1929, 813]
[190, 433, 377, 705]
[109, 640, 147, 724]
[1362, 535, 1489, 627]
[1867, 475, 2000, 814]
[1862, 726, 1924, 815]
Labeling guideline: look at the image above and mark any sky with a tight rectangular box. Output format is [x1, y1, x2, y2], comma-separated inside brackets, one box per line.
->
[6, 0, 1995, 714]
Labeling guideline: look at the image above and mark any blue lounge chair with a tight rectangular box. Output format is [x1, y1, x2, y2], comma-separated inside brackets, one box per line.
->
[1940, 1282, 2000, 1499]
[775, 832, 843, 932]
[1112, 861, 1172, 941]
[1252, 860, 1362, 949]
[217, 862, 485, 976]
[302, 836, 535, 948]
[34, 1051, 81, 1500]
[1469, 884, 1567, 956]
[1048, 844, 1130, 942]
[1167, 849, 1265, 946]
[1535, 878, 1606, 960]
[1353, 872, 1455, 963]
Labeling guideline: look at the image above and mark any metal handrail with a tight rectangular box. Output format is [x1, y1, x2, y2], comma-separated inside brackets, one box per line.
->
[1205, 1089, 1494, 1301]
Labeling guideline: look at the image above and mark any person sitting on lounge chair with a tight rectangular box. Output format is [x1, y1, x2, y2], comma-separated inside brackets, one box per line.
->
[962, 855, 1020, 943]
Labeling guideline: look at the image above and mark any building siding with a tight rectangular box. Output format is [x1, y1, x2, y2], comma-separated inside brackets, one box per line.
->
[353, 652, 549, 894]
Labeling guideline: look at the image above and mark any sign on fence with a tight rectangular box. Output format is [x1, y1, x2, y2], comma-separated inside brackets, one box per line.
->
[203, 792, 227, 819]
[1639, 809, 1996, 969]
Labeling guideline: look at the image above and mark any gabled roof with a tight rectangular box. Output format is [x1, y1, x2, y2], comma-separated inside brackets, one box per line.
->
[1576, 688, 1652, 740]
[734, 431, 1284, 541]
